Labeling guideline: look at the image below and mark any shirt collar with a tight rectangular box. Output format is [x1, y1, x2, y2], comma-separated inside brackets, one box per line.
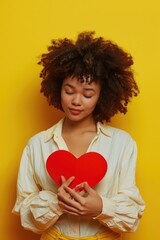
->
[44, 118, 64, 142]
[44, 118, 111, 143]
[97, 121, 111, 137]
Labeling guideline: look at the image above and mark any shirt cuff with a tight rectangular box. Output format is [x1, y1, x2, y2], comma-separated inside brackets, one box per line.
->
[93, 196, 116, 220]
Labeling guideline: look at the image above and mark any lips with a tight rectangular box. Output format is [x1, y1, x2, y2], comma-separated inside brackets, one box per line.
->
[69, 108, 82, 115]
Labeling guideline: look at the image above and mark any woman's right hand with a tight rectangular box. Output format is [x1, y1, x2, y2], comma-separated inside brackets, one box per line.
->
[57, 176, 75, 205]
[57, 176, 86, 212]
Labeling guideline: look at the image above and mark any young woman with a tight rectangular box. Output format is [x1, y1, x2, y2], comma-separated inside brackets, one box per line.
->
[12, 31, 145, 240]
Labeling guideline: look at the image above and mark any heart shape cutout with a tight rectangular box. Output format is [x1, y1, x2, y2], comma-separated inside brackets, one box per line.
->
[46, 150, 108, 188]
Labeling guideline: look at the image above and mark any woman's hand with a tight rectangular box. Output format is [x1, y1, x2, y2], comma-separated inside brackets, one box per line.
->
[58, 182, 102, 217]
[57, 176, 75, 211]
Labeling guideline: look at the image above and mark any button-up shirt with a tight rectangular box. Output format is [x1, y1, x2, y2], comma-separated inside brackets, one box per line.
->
[12, 118, 145, 239]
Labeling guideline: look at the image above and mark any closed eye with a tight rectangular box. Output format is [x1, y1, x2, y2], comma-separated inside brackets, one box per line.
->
[65, 91, 74, 95]
[84, 95, 93, 99]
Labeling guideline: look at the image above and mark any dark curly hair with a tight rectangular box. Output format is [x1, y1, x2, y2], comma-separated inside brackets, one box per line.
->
[39, 31, 139, 122]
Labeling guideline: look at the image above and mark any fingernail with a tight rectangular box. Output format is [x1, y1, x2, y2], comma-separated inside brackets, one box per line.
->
[75, 185, 84, 191]
[75, 185, 81, 191]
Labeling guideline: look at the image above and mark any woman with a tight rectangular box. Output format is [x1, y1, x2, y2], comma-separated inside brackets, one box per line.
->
[12, 31, 145, 240]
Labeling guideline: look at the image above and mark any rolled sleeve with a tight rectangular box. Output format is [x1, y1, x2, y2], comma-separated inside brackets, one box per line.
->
[93, 139, 145, 232]
[12, 145, 63, 233]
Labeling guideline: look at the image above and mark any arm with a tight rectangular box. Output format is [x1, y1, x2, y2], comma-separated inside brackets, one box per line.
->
[57, 139, 145, 233]
[95, 139, 145, 232]
[12, 145, 63, 234]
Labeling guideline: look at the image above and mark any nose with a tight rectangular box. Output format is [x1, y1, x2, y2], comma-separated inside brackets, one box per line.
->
[71, 94, 82, 106]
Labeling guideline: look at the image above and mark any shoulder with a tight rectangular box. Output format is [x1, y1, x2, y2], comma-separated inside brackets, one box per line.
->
[27, 130, 46, 146]
[109, 126, 132, 140]
[99, 123, 135, 145]
[101, 125, 137, 160]
[27, 121, 59, 147]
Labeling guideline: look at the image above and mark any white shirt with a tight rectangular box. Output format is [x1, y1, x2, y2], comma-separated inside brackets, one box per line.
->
[12, 118, 145, 239]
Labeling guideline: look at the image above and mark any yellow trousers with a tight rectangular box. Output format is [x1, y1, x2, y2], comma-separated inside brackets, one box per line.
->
[40, 227, 121, 240]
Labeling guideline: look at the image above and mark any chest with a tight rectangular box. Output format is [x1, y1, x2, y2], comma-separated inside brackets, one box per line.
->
[62, 132, 97, 157]
[32, 132, 123, 195]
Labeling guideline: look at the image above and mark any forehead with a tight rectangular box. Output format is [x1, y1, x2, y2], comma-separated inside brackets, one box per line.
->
[62, 76, 100, 89]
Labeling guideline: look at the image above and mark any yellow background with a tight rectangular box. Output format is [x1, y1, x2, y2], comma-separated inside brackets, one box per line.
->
[1, 1, 159, 239]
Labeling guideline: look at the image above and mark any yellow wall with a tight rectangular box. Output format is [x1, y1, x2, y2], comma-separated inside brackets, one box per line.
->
[1, 1, 159, 239]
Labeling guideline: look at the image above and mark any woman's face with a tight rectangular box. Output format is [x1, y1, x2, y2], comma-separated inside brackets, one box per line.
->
[61, 76, 101, 122]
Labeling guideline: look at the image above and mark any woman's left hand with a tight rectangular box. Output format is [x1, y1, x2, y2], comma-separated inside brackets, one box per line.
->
[57, 182, 102, 217]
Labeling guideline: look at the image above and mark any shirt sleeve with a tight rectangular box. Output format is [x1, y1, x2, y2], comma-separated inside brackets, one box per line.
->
[12, 145, 63, 234]
[94, 138, 145, 233]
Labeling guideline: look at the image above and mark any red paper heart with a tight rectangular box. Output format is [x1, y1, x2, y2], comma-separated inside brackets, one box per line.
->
[46, 150, 108, 188]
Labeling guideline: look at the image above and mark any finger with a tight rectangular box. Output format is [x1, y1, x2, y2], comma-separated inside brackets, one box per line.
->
[83, 182, 94, 194]
[61, 176, 66, 184]
[62, 209, 79, 216]
[64, 186, 85, 205]
[75, 184, 85, 192]
[77, 189, 86, 197]
[58, 200, 81, 215]
[74, 187, 86, 196]
[58, 191, 75, 205]
[58, 199, 81, 213]
[74, 183, 86, 196]
[57, 192, 70, 201]
[65, 176, 75, 186]
[58, 202, 79, 216]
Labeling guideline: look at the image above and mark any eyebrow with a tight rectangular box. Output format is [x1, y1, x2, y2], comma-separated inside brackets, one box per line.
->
[64, 83, 96, 92]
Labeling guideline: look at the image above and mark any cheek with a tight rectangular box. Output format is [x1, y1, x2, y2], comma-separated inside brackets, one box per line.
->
[61, 93, 65, 108]
[85, 99, 99, 110]
[61, 93, 70, 107]
[61, 92, 66, 102]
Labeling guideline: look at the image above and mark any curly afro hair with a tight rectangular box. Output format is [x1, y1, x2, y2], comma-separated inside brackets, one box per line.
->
[39, 31, 139, 122]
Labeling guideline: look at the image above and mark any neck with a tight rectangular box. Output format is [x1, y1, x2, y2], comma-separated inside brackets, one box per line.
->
[63, 116, 97, 133]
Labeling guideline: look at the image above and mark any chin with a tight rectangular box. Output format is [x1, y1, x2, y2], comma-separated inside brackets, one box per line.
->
[67, 116, 83, 122]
